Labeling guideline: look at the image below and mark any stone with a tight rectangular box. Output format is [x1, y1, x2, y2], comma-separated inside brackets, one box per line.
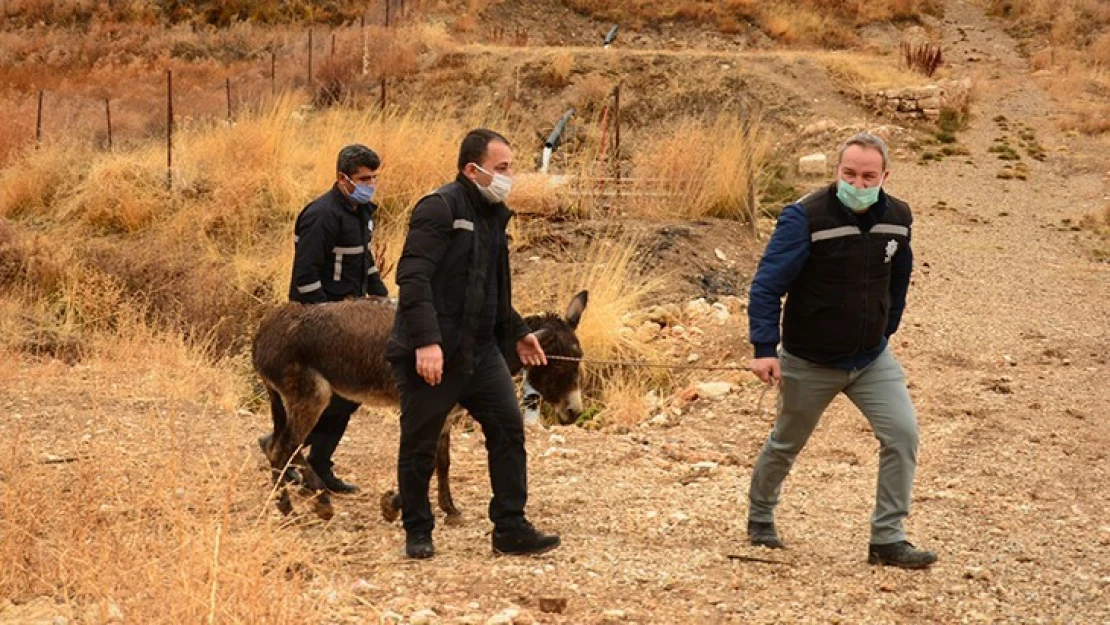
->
[538, 597, 569, 613]
[798, 153, 827, 176]
[918, 96, 940, 110]
[923, 108, 941, 120]
[411, 609, 439, 625]
[696, 381, 733, 399]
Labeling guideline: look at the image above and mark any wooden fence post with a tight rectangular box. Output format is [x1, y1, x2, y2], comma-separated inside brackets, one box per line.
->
[613, 82, 621, 186]
[270, 50, 276, 96]
[35, 90, 43, 146]
[105, 98, 112, 150]
[308, 29, 314, 88]
[166, 69, 173, 190]
[740, 98, 758, 238]
[225, 77, 232, 122]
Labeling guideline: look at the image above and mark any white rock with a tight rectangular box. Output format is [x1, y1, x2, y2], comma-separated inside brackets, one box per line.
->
[696, 381, 733, 399]
[486, 608, 519, 625]
[691, 461, 718, 473]
[543, 447, 580, 458]
[687, 353, 700, 363]
[411, 608, 438, 625]
[548, 433, 566, 445]
[714, 248, 728, 261]
[350, 578, 374, 594]
[684, 298, 713, 317]
[798, 153, 827, 176]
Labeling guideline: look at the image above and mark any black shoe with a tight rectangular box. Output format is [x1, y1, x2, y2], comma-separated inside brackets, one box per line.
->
[405, 533, 435, 559]
[868, 541, 938, 569]
[747, 521, 784, 549]
[308, 460, 360, 494]
[492, 521, 561, 555]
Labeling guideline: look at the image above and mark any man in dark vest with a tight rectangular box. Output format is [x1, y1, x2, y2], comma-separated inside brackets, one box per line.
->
[387, 128, 560, 559]
[746, 132, 937, 569]
[260, 144, 388, 494]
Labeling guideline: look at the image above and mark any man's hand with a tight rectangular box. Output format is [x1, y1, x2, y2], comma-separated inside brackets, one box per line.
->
[749, 357, 781, 385]
[516, 333, 547, 368]
[415, 344, 444, 386]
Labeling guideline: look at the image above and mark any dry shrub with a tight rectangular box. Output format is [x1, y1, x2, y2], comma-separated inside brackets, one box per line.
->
[542, 52, 576, 90]
[821, 51, 927, 97]
[521, 229, 669, 407]
[0, 220, 70, 299]
[630, 112, 766, 221]
[901, 41, 943, 77]
[0, 364, 331, 621]
[64, 150, 167, 234]
[593, 372, 658, 429]
[0, 141, 88, 220]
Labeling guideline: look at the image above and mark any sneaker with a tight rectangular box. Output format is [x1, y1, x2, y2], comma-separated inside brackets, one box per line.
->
[492, 521, 561, 555]
[405, 533, 435, 559]
[747, 521, 784, 549]
[868, 541, 938, 569]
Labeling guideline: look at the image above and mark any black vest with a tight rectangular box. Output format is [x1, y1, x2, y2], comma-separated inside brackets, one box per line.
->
[782, 183, 913, 364]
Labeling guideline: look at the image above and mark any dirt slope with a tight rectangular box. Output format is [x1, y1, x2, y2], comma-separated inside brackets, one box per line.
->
[3, 0, 1108, 622]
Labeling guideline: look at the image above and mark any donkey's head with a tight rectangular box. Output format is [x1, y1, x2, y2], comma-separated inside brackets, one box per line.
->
[525, 290, 588, 425]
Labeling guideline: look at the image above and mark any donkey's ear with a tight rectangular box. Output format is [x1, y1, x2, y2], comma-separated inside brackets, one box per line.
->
[565, 290, 589, 329]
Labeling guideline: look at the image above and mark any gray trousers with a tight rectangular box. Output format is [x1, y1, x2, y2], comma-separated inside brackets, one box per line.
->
[748, 346, 919, 545]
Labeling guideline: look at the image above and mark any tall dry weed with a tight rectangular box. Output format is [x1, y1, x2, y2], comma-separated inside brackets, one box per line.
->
[0, 353, 334, 621]
[630, 112, 766, 221]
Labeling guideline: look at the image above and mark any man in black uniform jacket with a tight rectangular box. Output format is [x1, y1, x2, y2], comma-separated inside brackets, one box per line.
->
[267, 143, 388, 494]
[387, 129, 559, 559]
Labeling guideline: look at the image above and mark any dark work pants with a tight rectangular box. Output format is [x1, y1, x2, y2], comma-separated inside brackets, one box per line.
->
[392, 344, 528, 535]
[306, 394, 359, 468]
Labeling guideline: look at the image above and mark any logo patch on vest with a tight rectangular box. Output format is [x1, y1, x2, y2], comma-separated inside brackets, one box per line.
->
[884, 240, 898, 263]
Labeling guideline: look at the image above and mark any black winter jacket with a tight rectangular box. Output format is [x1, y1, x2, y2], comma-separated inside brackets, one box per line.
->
[387, 174, 531, 374]
[288, 183, 388, 303]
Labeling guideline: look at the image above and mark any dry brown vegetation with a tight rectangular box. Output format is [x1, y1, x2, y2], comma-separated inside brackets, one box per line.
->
[984, 0, 1110, 135]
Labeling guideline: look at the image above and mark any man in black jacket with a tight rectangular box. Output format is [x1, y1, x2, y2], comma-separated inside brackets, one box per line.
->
[387, 129, 559, 559]
[272, 143, 387, 494]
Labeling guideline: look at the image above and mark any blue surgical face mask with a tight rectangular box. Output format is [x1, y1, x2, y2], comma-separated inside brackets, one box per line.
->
[344, 174, 376, 204]
[836, 179, 882, 213]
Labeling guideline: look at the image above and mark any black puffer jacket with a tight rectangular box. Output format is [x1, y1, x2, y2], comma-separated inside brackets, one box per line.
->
[387, 174, 531, 374]
[288, 184, 388, 303]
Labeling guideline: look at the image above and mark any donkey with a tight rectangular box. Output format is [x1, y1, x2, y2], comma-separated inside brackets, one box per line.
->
[252, 291, 588, 520]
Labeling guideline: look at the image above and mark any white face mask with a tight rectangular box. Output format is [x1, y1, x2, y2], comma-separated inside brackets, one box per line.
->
[473, 164, 512, 204]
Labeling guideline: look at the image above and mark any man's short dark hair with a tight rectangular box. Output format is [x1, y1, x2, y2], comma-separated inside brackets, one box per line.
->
[457, 128, 510, 171]
[337, 144, 381, 175]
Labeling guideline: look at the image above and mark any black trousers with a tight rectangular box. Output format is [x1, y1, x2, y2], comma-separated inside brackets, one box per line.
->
[392, 344, 527, 535]
[305, 395, 358, 467]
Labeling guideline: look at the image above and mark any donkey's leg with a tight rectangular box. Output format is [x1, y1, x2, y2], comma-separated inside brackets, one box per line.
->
[261, 387, 297, 515]
[270, 370, 334, 519]
[436, 408, 464, 524]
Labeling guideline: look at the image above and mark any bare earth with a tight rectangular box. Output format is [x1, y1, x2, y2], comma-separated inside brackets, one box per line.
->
[3, 0, 1108, 623]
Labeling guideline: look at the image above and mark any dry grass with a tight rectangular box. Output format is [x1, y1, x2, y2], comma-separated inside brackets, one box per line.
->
[564, 0, 941, 43]
[820, 50, 937, 98]
[630, 112, 767, 221]
[0, 340, 339, 622]
[986, 0, 1110, 134]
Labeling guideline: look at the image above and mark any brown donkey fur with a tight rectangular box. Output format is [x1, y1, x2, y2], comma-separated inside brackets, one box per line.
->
[252, 291, 588, 520]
